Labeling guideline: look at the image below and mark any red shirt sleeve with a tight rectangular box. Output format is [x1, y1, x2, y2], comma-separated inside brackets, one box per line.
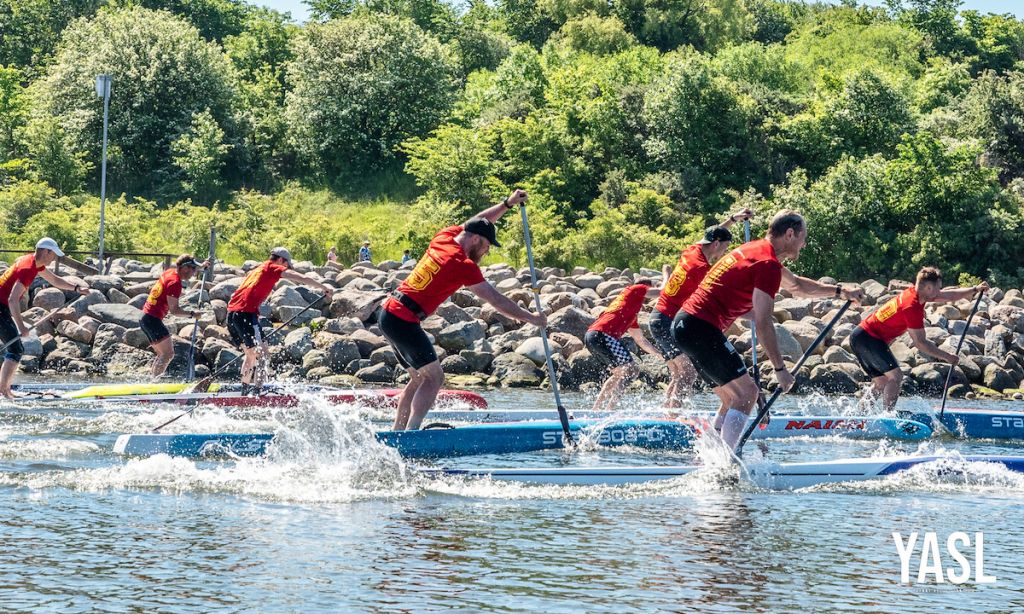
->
[905, 301, 926, 330]
[752, 261, 783, 297]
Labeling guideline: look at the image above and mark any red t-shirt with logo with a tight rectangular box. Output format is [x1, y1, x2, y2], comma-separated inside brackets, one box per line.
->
[384, 225, 485, 323]
[656, 243, 710, 319]
[681, 239, 784, 331]
[588, 284, 649, 339]
[0, 255, 45, 306]
[228, 261, 287, 313]
[859, 287, 926, 344]
[143, 268, 184, 320]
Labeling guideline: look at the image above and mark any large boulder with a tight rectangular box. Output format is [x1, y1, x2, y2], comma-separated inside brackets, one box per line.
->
[316, 335, 361, 370]
[69, 290, 106, 317]
[515, 337, 562, 366]
[808, 365, 860, 393]
[91, 323, 127, 355]
[436, 320, 487, 353]
[775, 298, 814, 320]
[209, 279, 242, 302]
[32, 287, 66, 311]
[983, 363, 1016, 392]
[822, 346, 855, 365]
[274, 305, 318, 326]
[356, 362, 395, 384]
[346, 328, 388, 357]
[567, 349, 605, 387]
[459, 349, 494, 372]
[772, 324, 803, 361]
[83, 275, 124, 293]
[910, 364, 947, 394]
[56, 320, 93, 345]
[328, 289, 385, 321]
[490, 352, 543, 387]
[574, 274, 604, 289]
[548, 306, 594, 340]
[781, 320, 823, 354]
[323, 317, 364, 335]
[369, 346, 399, 367]
[87, 303, 144, 329]
[283, 328, 312, 363]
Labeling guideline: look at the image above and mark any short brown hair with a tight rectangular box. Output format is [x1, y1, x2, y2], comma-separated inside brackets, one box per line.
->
[916, 267, 942, 285]
[768, 209, 805, 238]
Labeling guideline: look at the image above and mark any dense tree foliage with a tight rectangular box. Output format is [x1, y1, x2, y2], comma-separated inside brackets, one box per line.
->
[0, 0, 1022, 282]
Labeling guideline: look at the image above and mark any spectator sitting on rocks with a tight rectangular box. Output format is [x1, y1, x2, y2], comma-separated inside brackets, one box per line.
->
[326, 246, 338, 266]
[359, 241, 371, 263]
[850, 267, 988, 412]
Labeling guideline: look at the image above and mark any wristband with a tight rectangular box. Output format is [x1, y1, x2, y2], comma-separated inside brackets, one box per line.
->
[834, 285, 841, 298]
[773, 366, 786, 372]
[502, 198, 512, 210]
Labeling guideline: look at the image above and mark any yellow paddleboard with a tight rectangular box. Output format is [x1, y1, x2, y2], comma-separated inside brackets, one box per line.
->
[63, 382, 222, 399]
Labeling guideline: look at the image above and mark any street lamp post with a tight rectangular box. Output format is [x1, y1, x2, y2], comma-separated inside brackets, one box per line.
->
[95, 74, 112, 271]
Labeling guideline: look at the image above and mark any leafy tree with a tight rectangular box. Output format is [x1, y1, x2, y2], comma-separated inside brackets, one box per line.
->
[170, 109, 231, 202]
[955, 69, 1024, 182]
[22, 116, 91, 195]
[0, 66, 28, 160]
[285, 13, 457, 178]
[112, 0, 250, 41]
[0, 0, 105, 73]
[32, 7, 238, 199]
[402, 124, 505, 210]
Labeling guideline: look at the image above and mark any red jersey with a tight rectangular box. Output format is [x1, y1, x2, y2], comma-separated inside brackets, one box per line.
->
[228, 261, 287, 313]
[859, 287, 925, 344]
[143, 268, 184, 320]
[0, 255, 44, 306]
[681, 239, 783, 331]
[656, 244, 710, 318]
[588, 284, 649, 339]
[383, 225, 485, 323]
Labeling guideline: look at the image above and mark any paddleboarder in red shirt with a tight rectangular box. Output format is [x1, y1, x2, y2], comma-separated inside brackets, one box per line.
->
[672, 210, 864, 450]
[585, 280, 662, 412]
[378, 189, 547, 431]
[650, 208, 754, 408]
[140, 254, 209, 378]
[851, 267, 987, 411]
[0, 238, 90, 398]
[226, 247, 334, 395]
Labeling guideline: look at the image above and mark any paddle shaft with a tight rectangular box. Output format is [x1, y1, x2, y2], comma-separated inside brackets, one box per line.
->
[186, 226, 216, 382]
[736, 300, 852, 455]
[152, 293, 327, 432]
[1, 293, 84, 353]
[519, 203, 573, 446]
[939, 290, 985, 418]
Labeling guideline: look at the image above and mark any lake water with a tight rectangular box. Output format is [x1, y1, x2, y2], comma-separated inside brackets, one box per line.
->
[1, 386, 1022, 612]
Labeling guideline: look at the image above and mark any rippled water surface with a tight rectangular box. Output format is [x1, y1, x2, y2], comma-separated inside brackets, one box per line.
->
[1, 384, 1023, 612]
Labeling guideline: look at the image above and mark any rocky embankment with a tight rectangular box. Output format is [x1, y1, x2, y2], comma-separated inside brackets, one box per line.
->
[5, 256, 1024, 400]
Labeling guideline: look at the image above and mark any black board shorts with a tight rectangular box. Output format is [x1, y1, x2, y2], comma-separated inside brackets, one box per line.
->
[227, 311, 263, 349]
[850, 326, 900, 378]
[378, 307, 437, 370]
[0, 302, 23, 361]
[672, 312, 747, 387]
[584, 330, 634, 369]
[648, 310, 683, 360]
[139, 313, 171, 344]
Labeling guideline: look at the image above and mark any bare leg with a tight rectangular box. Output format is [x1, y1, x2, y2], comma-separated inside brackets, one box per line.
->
[592, 364, 636, 413]
[150, 337, 174, 378]
[666, 355, 697, 408]
[713, 375, 760, 449]
[392, 367, 423, 431]
[240, 346, 259, 385]
[664, 361, 681, 409]
[0, 358, 18, 398]
[880, 368, 904, 413]
[252, 342, 270, 387]
[406, 361, 444, 430]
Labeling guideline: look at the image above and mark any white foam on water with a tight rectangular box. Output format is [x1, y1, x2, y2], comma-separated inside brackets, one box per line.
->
[12, 394, 418, 504]
[0, 437, 100, 459]
[803, 453, 1024, 495]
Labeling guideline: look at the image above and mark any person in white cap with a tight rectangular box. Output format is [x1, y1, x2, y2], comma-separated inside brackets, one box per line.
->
[226, 247, 334, 395]
[0, 238, 90, 398]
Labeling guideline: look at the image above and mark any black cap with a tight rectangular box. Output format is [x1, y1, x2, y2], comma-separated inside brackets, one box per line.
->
[464, 217, 501, 247]
[697, 225, 733, 245]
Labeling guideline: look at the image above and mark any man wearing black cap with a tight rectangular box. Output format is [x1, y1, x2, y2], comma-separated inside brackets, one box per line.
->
[140, 254, 209, 378]
[379, 189, 547, 430]
[649, 209, 754, 408]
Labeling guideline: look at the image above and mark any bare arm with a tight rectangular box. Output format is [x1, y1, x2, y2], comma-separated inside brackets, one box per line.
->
[934, 282, 988, 304]
[908, 328, 959, 364]
[780, 267, 863, 302]
[467, 281, 545, 327]
[8, 281, 28, 334]
[166, 295, 196, 319]
[39, 268, 87, 293]
[752, 288, 784, 369]
[473, 189, 527, 224]
[719, 207, 754, 230]
[628, 327, 661, 357]
[281, 270, 334, 297]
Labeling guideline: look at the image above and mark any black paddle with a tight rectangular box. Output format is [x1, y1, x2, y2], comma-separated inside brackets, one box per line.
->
[735, 299, 853, 456]
[938, 289, 985, 419]
[152, 293, 328, 432]
[519, 202, 573, 446]
[186, 226, 216, 382]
